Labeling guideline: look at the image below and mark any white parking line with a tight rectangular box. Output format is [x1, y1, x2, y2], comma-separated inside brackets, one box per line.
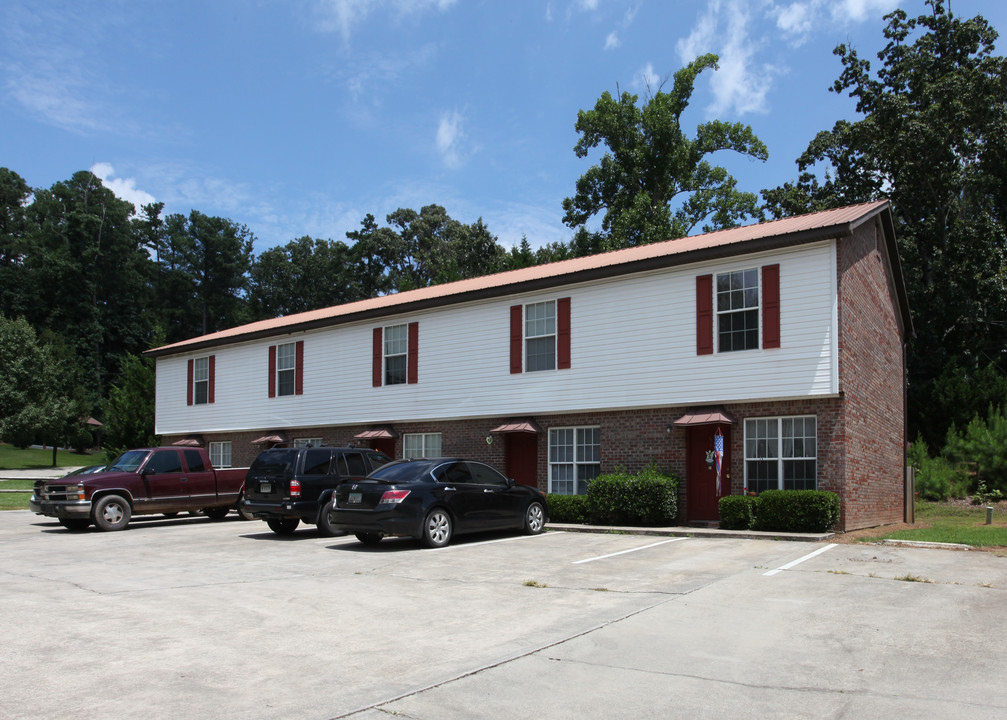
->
[426, 533, 554, 551]
[763, 543, 837, 576]
[573, 537, 689, 564]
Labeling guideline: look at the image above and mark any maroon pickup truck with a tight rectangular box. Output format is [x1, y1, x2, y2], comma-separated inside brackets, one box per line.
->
[29, 447, 248, 532]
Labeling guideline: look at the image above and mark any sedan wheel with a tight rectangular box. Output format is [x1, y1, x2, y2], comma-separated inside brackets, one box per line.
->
[355, 532, 383, 545]
[316, 507, 345, 537]
[524, 501, 546, 535]
[421, 508, 452, 548]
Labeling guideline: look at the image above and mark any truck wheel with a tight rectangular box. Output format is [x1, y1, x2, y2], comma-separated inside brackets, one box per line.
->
[203, 506, 229, 521]
[93, 495, 131, 531]
[316, 507, 345, 537]
[58, 518, 90, 532]
[267, 518, 299, 535]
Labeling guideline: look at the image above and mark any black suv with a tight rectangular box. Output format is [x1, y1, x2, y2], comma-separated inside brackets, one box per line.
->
[242, 446, 392, 535]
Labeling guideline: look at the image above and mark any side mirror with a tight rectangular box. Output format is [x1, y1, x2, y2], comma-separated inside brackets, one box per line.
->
[506, 477, 516, 488]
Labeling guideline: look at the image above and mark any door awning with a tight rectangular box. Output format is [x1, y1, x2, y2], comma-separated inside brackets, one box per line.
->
[171, 436, 204, 447]
[489, 419, 543, 434]
[354, 427, 398, 440]
[672, 409, 736, 427]
[252, 432, 290, 444]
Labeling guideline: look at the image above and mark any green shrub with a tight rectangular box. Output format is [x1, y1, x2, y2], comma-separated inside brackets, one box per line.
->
[719, 495, 756, 530]
[942, 405, 1007, 495]
[546, 493, 589, 523]
[752, 490, 840, 533]
[910, 435, 967, 501]
[586, 464, 679, 526]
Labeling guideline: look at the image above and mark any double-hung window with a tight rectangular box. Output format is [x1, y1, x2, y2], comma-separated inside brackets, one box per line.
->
[717, 268, 759, 352]
[384, 324, 408, 385]
[525, 301, 556, 372]
[209, 441, 232, 468]
[548, 427, 600, 495]
[276, 342, 297, 396]
[744, 416, 817, 493]
[403, 432, 441, 459]
[192, 357, 210, 405]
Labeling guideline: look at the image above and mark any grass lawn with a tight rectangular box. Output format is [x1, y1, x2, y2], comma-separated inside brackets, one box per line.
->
[0, 479, 35, 511]
[0, 443, 97, 470]
[850, 501, 1007, 551]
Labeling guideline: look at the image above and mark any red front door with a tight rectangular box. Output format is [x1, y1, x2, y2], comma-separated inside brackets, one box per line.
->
[504, 433, 539, 487]
[686, 425, 731, 523]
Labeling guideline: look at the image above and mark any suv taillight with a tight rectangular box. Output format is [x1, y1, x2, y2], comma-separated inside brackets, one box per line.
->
[290, 479, 301, 498]
[379, 489, 410, 504]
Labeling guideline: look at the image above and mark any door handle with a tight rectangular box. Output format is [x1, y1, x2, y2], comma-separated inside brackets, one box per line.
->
[443, 486, 456, 492]
[180, 476, 188, 482]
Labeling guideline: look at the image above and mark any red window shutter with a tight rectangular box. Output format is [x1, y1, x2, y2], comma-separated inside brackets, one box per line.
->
[208, 355, 215, 404]
[509, 305, 523, 374]
[187, 359, 194, 406]
[295, 340, 304, 395]
[557, 297, 571, 370]
[372, 328, 383, 387]
[696, 275, 714, 355]
[407, 322, 419, 384]
[268, 345, 277, 398]
[762, 264, 781, 349]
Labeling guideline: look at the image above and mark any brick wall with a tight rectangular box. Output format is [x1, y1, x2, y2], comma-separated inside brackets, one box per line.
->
[835, 219, 907, 530]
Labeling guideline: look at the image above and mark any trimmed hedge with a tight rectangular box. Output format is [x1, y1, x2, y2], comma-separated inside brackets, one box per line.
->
[718, 495, 757, 530]
[546, 493, 589, 523]
[751, 489, 840, 533]
[586, 465, 679, 526]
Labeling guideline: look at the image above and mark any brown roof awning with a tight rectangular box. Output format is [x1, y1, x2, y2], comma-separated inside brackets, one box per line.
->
[253, 432, 290, 444]
[354, 427, 399, 440]
[490, 420, 543, 434]
[673, 410, 736, 427]
[171, 436, 204, 447]
[86, 417, 104, 427]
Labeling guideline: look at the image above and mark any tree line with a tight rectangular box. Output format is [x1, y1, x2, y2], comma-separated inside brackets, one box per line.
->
[1, 0, 1004, 460]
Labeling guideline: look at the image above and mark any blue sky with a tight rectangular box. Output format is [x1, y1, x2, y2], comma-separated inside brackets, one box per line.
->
[3, 0, 1006, 256]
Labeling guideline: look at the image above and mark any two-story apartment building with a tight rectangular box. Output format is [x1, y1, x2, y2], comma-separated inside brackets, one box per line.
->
[147, 200, 912, 531]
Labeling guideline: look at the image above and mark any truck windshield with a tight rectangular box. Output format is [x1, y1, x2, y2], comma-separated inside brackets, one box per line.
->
[107, 450, 149, 472]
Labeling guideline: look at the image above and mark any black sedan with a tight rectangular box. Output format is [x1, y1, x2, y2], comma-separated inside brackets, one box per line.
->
[328, 458, 548, 548]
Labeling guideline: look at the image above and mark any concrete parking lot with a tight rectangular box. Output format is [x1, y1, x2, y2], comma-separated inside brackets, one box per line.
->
[3, 510, 1006, 720]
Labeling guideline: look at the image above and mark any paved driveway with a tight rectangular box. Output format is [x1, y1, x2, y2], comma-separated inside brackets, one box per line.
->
[3, 510, 1006, 719]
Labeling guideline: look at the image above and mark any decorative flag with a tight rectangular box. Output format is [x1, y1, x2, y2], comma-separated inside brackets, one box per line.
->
[714, 427, 724, 496]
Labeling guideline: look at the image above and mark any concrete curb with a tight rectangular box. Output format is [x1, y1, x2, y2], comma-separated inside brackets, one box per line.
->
[546, 522, 834, 543]
[882, 538, 974, 551]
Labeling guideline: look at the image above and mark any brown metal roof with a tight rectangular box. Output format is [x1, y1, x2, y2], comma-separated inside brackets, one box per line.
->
[353, 427, 399, 439]
[673, 410, 736, 427]
[147, 200, 903, 357]
[489, 420, 544, 434]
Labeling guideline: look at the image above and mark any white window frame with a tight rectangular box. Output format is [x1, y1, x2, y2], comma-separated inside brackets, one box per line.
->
[524, 300, 557, 372]
[384, 324, 408, 385]
[716, 268, 760, 352]
[744, 415, 817, 493]
[402, 432, 441, 459]
[193, 356, 210, 405]
[276, 342, 297, 396]
[208, 441, 232, 468]
[293, 437, 323, 448]
[548, 426, 601, 495]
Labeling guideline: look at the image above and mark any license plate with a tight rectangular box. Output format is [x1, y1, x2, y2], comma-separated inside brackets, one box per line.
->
[259, 482, 272, 493]
[348, 492, 362, 504]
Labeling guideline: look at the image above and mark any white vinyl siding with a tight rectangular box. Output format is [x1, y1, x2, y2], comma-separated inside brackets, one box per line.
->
[155, 242, 838, 435]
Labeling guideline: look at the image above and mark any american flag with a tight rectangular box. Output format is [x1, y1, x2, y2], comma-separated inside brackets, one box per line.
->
[714, 429, 724, 496]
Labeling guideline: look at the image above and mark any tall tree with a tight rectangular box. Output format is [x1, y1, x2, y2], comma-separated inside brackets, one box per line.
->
[0, 316, 90, 464]
[160, 211, 254, 339]
[249, 236, 362, 319]
[102, 351, 158, 457]
[761, 0, 1007, 447]
[0, 168, 33, 320]
[562, 54, 768, 248]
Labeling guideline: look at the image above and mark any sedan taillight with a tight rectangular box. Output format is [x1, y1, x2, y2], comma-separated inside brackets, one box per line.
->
[379, 489, 410, 504]
[290, 479, 301, 498]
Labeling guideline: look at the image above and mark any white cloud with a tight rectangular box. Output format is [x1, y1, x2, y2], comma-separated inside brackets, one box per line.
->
[632, 62, 662, 95]
[829, 0, 898, 24]
[314, 0, 459, 44]
[436, 110, 467, 169]
[604, 31, 620, 50]
[771, 0, 899, 44]
[90, 163, 157, 213]
[677, 0, 774, 116]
